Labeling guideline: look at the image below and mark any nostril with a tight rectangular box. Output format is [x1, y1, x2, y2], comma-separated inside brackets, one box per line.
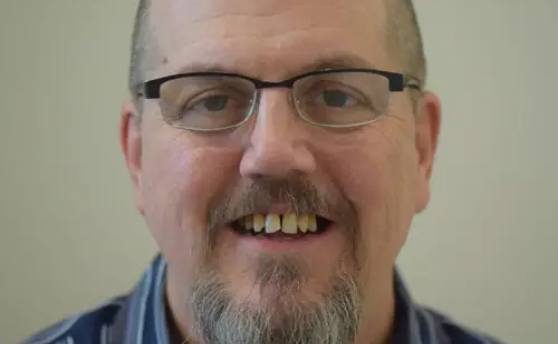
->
[239, 146, 317, 179]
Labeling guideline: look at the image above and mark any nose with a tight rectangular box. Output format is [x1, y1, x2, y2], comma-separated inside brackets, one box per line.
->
[239, 89, 317, 179]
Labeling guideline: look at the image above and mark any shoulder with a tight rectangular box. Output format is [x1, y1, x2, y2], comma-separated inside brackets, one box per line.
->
[20, 296, 126, 344]
[416, 306, 505, 344]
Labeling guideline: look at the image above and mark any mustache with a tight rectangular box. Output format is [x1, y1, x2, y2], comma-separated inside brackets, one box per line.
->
[207, 175, 354, 232]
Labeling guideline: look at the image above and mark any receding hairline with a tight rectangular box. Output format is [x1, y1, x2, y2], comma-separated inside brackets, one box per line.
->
[385, 0, 426, 84]
[129, 0, 151, 98]
[128, 0, 426, 101]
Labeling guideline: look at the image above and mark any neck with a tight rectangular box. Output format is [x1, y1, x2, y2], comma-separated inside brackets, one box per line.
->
[354, 269, 396, 344]
[165, 270, 198, 344]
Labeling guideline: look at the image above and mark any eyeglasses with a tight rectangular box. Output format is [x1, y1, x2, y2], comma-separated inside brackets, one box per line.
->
[141, 69, 421, 132]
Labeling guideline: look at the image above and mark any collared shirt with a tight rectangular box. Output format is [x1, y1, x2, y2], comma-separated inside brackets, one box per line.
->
[22, 255, 503, 344]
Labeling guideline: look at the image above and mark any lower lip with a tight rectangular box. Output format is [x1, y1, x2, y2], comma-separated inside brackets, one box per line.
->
[225, 223, 337, 252]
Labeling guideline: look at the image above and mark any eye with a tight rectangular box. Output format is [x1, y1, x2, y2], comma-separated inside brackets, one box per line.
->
[195, 94, 229, 112]
[301, 81, 369, 110]
[179, 88, 249, 116]
[320, 89, 357, 108]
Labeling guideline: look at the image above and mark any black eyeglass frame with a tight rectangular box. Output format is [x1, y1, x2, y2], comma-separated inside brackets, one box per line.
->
[139, 68, 422, 131]
[141, 68, 421, 99]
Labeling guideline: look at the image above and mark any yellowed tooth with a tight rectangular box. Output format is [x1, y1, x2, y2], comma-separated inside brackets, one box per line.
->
[297, 214, 309, 233]
[253, 214, 265, 233]
[265, 214, 281, 233]
[244, 215, 254, 231]
[282, 213, 298, 234]
[308, 214, 318, 232]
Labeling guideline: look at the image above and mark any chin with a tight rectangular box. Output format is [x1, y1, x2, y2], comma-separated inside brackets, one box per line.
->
[189, 258, 360, 344]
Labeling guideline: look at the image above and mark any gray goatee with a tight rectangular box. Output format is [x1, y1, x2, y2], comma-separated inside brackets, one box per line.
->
[190, 255, 360, 344]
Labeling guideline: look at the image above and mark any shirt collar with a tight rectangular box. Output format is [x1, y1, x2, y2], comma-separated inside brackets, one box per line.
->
[120, 254, 169, 344]
[391, 270, 424, 344]
[125, 254, 429, 344]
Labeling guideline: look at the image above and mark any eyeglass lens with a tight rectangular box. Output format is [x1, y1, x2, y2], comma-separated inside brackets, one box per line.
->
[157, 72, 391, 130]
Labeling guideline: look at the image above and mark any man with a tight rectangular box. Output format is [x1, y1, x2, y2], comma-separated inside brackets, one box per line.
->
[22, 0, 502, 343]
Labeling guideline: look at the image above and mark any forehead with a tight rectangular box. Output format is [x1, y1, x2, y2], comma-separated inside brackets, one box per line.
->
[149, 0, 390, 79]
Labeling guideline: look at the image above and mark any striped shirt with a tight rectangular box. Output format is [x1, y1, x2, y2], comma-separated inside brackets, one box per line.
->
[21, 255, 503, 344]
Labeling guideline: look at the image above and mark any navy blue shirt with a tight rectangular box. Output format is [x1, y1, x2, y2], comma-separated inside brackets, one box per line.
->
[22, 255, 503, 344]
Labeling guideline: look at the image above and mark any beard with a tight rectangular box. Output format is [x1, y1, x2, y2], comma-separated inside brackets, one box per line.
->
[190, 254, 360, 344]
[186, 175, 361, 344]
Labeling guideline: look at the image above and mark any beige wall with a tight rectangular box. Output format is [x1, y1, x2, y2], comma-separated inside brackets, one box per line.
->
[1, 1, 556, 343]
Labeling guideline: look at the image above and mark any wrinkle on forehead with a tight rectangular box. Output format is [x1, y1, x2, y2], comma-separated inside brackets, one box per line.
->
[155, 0, 384, 22]
[172, 53, 377, 76]
[148, 0, 389, 79]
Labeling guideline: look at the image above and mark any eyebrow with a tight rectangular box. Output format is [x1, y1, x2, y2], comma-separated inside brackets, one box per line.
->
[173, 52, 376, 79]
[300, 53, 376, 72]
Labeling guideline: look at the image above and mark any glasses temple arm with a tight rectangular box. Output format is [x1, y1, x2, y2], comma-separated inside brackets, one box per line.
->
[404, 75, 423, 90]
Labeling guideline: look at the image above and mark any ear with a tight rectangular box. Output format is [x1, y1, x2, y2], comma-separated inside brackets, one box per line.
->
[414, 91, 441, 213]
[120, 101, 145, 215]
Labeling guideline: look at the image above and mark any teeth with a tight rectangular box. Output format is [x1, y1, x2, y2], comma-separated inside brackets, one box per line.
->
[308, 214, 318, 233]
[244, 215, 253, 231]
[282, 213, 298, 234]
[265, 214, 281, 234]
[238, 213, 323, 235]
[297, 214, 309, 233]
[253, 214, 265, 233]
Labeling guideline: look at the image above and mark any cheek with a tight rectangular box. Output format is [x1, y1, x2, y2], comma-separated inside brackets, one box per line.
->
[139, 127, 241, 268]
[318, 126, 419, 263]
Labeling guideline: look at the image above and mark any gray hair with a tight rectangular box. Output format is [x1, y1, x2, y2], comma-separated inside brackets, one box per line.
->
[190, 256, 361, 344]
[128, 0, 151, 103]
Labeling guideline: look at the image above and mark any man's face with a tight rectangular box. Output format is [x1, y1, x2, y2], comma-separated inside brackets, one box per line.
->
[122, 0, 439, 342]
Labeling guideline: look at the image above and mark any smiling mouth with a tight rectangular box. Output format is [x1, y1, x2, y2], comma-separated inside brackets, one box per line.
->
[230, 213, 333, 238]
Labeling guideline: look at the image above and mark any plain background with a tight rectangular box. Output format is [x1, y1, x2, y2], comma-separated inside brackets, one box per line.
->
[1, 1, 557, 343]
